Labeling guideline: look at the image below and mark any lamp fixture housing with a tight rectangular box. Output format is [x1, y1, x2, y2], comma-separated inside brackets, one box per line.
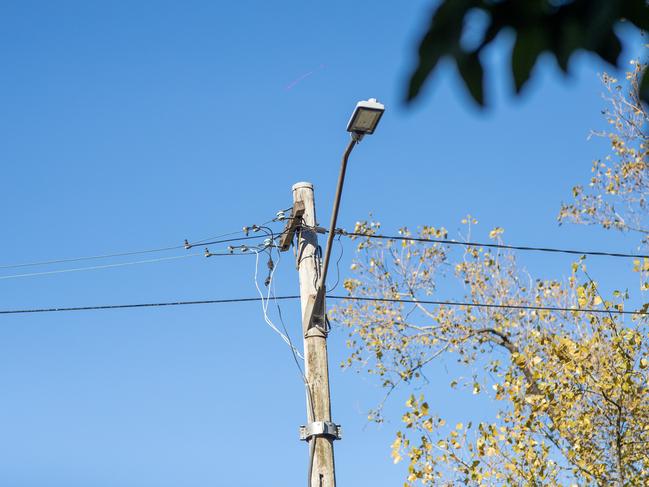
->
[346, 98, 385, 135]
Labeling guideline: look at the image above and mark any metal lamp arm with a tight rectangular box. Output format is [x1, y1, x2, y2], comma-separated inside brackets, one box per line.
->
[318, 137, 357, 291]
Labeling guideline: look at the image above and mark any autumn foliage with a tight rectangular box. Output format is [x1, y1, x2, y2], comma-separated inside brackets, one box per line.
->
[333, 62, 649, 485]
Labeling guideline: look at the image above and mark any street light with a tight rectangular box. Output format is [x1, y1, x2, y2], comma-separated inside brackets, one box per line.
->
[311, 98, 385, 324]
[297, 98, 385, 487]
[346, 98, 385, 139]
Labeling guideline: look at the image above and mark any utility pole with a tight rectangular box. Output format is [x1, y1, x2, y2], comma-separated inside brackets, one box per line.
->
[281, 99, 384, 486]
[291, 182, 340, 487]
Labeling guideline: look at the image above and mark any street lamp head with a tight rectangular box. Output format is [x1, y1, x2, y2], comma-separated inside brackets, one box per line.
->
[346, 98, 385, 138]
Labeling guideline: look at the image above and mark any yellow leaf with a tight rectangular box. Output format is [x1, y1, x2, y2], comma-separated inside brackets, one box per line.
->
[489, 227, 504, 239]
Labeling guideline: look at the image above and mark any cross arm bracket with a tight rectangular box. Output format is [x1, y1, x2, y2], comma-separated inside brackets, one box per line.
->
[278, 201, 305, 252]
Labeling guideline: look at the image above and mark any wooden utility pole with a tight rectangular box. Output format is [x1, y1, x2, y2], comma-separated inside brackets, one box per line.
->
[291, 181, 339, 487]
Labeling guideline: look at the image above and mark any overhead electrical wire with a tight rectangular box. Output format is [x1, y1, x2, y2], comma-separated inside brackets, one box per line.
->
[0, 296, 300, 315]
[0, 244, 189, 270]
[0, 246, 267, 281]
[6, 221, 645, 276]
[4, 215, 649, 315]
[0, 253, 204, 280]
[2, 295, 647, 316]
[0, 232, 285, 280]
[327, 295, 647, 316]
[0, 224, 280, 271]
[336, 230, 649, 260]
[187, 233, 271, 248]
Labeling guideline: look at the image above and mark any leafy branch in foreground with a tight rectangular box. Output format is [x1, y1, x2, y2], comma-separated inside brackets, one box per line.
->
[407, 0, 649, 107]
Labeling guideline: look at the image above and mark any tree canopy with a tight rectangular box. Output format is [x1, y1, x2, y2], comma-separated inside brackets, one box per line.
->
[407, 0, 649, 107]
[335, 61, 649, 484]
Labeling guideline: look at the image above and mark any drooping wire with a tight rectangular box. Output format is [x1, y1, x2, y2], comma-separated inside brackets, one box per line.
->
[252, 242, 305, 359]
[4, 295, 647, 316]
[337, 230, 649, 260]
[0, 296, 301, 314]
[327, 235, 345, 293]
[183, 218, 281, 252]
[0, 243, 266, 281]
[274, 290, 306, 379]
[269, 251, 315, 425]
[6, 213, 646, 274]
[186, 229, 246, 245]
[0, 244, 189, 270]
[0, 226, 276, 271]
[187, 233, 269, 249]
[214, 222, 287, 257]
[0, 253, 204, 280]
[327, 295, 648, 316]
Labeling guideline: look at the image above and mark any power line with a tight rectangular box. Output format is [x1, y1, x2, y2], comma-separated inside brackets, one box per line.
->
[1, 294, 646, 316]
[0, 296, 301, 314]
[0, 244, 188, 270]
[327, 295, 647, 316]
[5, 213, 646, 279]
[0, 227, 277, 271]
[0, 254, 204, 280]
[337, 230, 649, 260]
[187, 234, 270, 248]
[6, 223, 643, 276]
[0, 249, 262, 281]
[0, 235, 277, 280]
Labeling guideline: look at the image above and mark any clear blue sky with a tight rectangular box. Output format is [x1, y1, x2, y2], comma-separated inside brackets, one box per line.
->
[0, 2, 644, 486]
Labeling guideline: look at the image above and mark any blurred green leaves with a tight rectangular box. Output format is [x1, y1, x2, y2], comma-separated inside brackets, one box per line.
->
[407, 0, 649, 107]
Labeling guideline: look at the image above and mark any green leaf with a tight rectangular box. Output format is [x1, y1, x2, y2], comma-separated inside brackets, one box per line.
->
[620, 0, 649, 31]
[511, 27, 546, 93]
[406, 0, 477, 103]
[553, 18, 582, 73]
[456, 52, 485, 106]
[593, 31, 622, 67]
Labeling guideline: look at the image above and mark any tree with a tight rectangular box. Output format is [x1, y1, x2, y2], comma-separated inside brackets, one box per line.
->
[559, 59, 649, 247]
[334, 64, 649, 485]
[406, 0, 649, 107]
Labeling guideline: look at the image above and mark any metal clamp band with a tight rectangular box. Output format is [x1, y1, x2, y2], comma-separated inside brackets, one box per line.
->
[299, 421, 342, 441]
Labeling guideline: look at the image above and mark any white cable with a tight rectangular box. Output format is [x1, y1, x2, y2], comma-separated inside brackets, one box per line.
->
[253, 250, 289, 344]
[253, 247, 304, 359]
[267, 249, 305, 360]
[0, 253, 203, 280]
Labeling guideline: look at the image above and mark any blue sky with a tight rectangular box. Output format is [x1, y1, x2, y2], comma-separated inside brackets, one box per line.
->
[0, 2, 645, 486]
